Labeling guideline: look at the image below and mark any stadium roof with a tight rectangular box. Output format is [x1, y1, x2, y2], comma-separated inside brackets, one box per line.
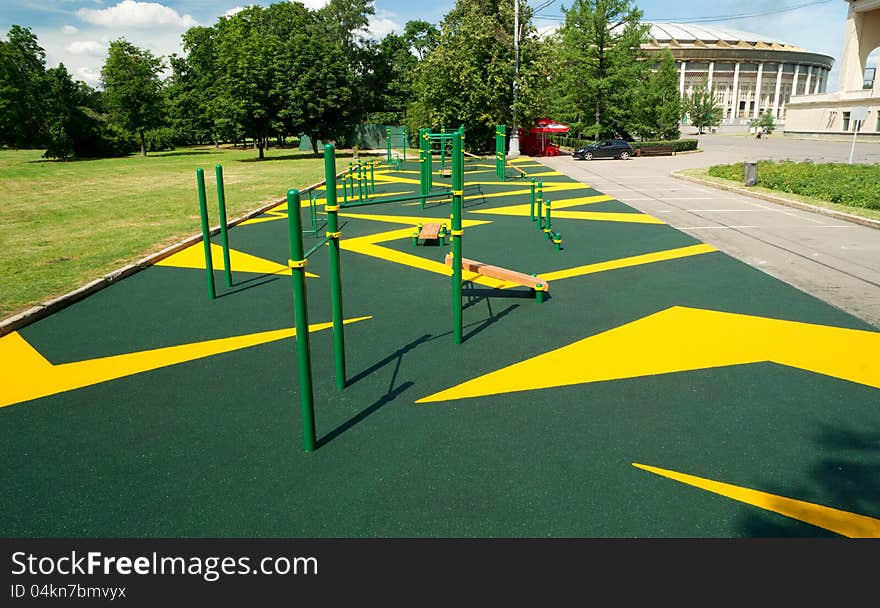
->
[646, 22, 804, 51]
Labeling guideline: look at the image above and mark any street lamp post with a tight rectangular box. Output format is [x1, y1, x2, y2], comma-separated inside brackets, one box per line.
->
[508, 0, 521, 158]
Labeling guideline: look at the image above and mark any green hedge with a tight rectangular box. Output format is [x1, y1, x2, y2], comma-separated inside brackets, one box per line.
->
[707, 160, 880, 210]
[550, 135, 697, 153]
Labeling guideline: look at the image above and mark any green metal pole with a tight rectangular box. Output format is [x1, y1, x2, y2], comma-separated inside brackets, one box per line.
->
[545, 200, 552, 239]
[196, 168, 216, 300]
[536, 181, 544, 228]
[324, 144, 346, 390]
[386, 127, 391, 164]
[420, 128, 430, 208]
[214, 165, 233, 288]
[370, 161, 375, 193]
[286, 188, 317, 453]
[452, 131, 464, 345]
[402, 127, 407, 163]
[529, 177, 536, 222]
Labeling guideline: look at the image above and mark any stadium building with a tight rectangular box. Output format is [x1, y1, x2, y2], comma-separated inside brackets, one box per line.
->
[643, 22, 835, 126]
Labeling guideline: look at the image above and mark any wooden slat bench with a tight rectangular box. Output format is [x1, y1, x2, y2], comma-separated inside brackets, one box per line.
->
[637, 146, 675, 157]
[444, 253, 548, 302]
[412, 222, 446, 246]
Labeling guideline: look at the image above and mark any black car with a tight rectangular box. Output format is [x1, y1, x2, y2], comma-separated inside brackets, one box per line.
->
[572, 139, 633, 160]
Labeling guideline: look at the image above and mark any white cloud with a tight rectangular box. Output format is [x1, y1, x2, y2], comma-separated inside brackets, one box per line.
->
[62, 25, 79, 34]
[366, 13, 400, 39]
[76, 0, 198, 29]
[299, 0, 330, 10]
[76, 66, 102, 88]
[66, 40, 106, 56]
[224, 7, 245, 17]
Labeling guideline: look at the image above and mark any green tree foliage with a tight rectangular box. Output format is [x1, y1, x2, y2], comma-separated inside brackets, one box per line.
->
[632, 49, 681, 140]
[0, 26, 48, 148]
[404, 20, 439, 60]
[411, 0, 545, 152]
[684, 79, 723, 134]
[750, 112, 776, 135]
[550, 0, 648, 140]
[363, 31, 418, 123]
[167, 26, 225, 146]
[101, 38, 166, 157]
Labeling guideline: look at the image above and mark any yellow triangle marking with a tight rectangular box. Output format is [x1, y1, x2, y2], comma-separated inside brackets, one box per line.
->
[527, 171, 564, 177]
[552, 211, 665, 224]
[416, 306, 880, 403]
[541, 244, 715, 282]
[0, 316, 372, 409]
[473, 195, 615, 216]
[633, 463, 880, 538]
[156, 243, 319, 278]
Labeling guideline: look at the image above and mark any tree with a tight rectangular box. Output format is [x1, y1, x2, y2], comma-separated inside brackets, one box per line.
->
[101, 38, 166, 157]
[411, 0, 545, 152]
[550, 0, 648, 140]
[750, 112, 775, 135]
[632, 49, 681, 140]
[684, 79, 723, 134]
[403, 20, 439, 60]
[0, 25, 48, 148]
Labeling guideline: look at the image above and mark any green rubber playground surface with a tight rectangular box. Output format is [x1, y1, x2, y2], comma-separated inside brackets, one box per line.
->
[2, 154, 879, 538]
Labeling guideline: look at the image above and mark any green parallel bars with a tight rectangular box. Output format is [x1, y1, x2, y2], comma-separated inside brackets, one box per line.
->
[195, 168, 216, 300]
[536, 181, 544, 229]
[529, 177, 536, 221]
[324, 144, 347, 390]
[214, 165, 233, 288]
[451, 130, 464, 344]
[286, 189, 317, 453]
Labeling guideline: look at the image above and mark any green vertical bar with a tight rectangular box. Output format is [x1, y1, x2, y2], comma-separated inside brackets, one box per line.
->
[529, 177, 536, 221]
[215, 165, 233, 288]
[286, 188, 317, 453]
[420, 128, 430, 208]
[324, 144, 346, 390]
[402, 127, 407, 163]
[196, 168, 216, 300]
[452, 131, 463, 345]
[370, 161, 375, 193]
[386, 127, 391, 164]
[545, 200, 552, 238]
[536, 181, 543, 228]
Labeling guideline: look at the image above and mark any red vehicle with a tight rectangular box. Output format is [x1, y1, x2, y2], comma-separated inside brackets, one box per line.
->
[518, 118, 569, 156]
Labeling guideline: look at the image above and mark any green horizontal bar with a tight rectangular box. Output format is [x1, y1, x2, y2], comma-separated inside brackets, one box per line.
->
[304, 236, 331, 259]
[340, 190, 452, 208]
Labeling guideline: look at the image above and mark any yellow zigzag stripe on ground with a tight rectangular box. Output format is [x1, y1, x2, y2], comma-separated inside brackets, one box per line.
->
[633, 463, 880, 538]
[337, 214, 510, 289]
[540, 244, 715, 281]
[416, 306, 880, 403]
[0, 317, 371, 409]
[156, 242, 319, 278]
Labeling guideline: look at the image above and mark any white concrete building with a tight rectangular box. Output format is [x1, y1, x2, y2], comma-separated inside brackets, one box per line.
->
[784, 0, 880, 138]
[643, 22, 834, 126]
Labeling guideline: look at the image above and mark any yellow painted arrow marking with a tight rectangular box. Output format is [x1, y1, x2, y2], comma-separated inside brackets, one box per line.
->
[416, 306, 880, 403]
[633, 463, 880, 538]
[473, 194, 615, 216]
[540, 244, 715, 282]
[0, 316, 371, 409]
[156, 243, 318, 278]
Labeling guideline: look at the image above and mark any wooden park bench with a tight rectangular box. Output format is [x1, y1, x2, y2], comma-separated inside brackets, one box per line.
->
[444, 253, 549, 302]
[637, 145, 675, 157]
[412, 222, 446, 246]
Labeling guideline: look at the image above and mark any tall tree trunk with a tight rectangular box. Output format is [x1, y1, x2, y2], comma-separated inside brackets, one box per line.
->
[258, 136, 264, 160]
[139, 132, 146, 157]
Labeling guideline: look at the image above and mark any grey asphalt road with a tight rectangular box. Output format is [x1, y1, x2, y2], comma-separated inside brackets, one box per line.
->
[535, 132, 880, 329]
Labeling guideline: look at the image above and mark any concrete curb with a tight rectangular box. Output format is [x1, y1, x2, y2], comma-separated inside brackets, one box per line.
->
[0, 168, 351, 336]
[671, 170, 880, 232]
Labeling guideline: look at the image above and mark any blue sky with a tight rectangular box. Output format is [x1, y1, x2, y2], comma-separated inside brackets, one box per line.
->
[0, 1, 853, 88]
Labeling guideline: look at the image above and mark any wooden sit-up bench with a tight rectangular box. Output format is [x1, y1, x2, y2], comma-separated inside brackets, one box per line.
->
[412, 222, 446, 246]
[444, 253, 548, 303]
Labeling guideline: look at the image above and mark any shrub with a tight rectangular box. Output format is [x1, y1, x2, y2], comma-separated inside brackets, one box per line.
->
[707, 160, 880, 209]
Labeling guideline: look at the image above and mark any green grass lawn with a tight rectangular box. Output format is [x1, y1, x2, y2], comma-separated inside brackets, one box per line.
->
[678, 166, 880, 223]
[0, 145, 357, 320]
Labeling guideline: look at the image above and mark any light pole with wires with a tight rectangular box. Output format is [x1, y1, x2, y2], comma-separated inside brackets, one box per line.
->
[508, 0, 521, 158]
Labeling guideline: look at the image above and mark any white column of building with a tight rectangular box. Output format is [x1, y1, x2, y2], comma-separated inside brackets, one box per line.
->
[679, 61, 687, 97]
[804, 66, 813, 95]
[753, 63, 764, 118]
[813, 69, 823, 94]
[792, 64, 800, 98]
[730, 62, 741, 123]
[707, 61, 714, 90]
[772, 64, 783, 118]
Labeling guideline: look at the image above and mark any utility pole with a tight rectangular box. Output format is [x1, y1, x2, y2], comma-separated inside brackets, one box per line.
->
[508, 0, 521, 158]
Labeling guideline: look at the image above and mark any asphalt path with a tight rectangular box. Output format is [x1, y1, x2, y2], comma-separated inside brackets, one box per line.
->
[536, 133, 880, 329]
